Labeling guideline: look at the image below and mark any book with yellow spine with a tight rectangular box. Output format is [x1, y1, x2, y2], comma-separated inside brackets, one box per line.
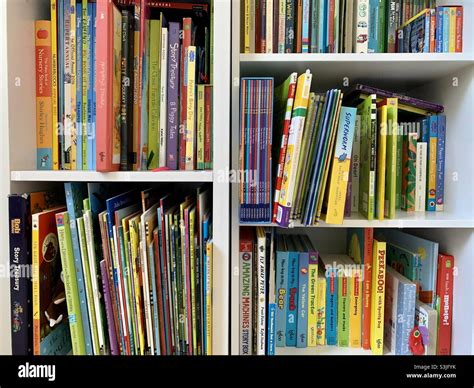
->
[185, 46, 197, 170]
[449, 7, 456, 52]
[50, 2, 60, 170]
[243, 0, 251, 53]
[382, 98, 398, 219]
[148, 19, 161, 170]
[197, 84, 206, 170]
[370, 239, 386, 355]
[376, 104, 387, 220]
[316, 267, 326, 346]
[276, 70, 312, 227]
[348, 257, 362, 348]
[205, 239, 213, 354]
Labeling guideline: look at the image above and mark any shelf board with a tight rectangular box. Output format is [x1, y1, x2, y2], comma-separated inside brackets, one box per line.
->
[10, 170, 214, 183]
[239, 211, 474, 228]
[276, 345, 392, 356]
[239, 53, 474, 90]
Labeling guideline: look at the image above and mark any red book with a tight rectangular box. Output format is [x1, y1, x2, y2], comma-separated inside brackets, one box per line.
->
[436, 253, 454, 355]
[362, 228, 374, 350]
[455, 6, 463, 53]
[204, 85, 213, 169]
[96, 0, 121, 172]
[180, 18, 193, 170]
[271, 73, 297, 223]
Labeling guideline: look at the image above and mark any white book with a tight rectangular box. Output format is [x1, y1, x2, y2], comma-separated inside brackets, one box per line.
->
[351, 115, 361, 212]
[278, 0, 286, 53]
[415, 142, 427, 212]
[256, 227, 266, 355]
[353, 0, 369, 53]
[159, 27, 168, 168]
[266, 0, 273, 53]
[344, 0, 354, 53]
[250, 0, 256, 53]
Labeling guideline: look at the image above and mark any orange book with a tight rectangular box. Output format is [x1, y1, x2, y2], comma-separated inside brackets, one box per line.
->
[35, 21, 53, 170]
[296, 0, 303, 53]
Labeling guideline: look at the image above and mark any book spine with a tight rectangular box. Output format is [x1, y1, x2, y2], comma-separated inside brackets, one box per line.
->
[429, 9, 436, 53]
[398, 283, 416, 355]
[455, 7, 463, 53]
[56, 212, 86, 355]
[185, 47, 197, 170]
[69, 0, 77, 170]
[51, 1, 60, 170]
[296, 252, 309, 348]
[307, 253, 318, 347]
[326, 268, 338, 345]
[139, 20, 150, 171]
[370, 240, 386, 355]
[35, 21, 53, 170]
[58, 0, 65, 169]
[286, 251, 298, 346]
[76, 5, 83, 171]
[327, 0, 335, 53]
[87, 3, 95, 170]
[353, 0, 369, 53]
[278, 0, 286, 53]
[301, 0, 310, 52]
[384, 99, 398, 219]
[244, 0, 251, 53]
[309, 0, 318, 53]
[436, 254, 454, 355]
[351, 115, 361, 212]
[435, 7, 443, 53]
[377, 0, 387, 52]
[204, 86, 213, 169]
[415, 142, 427, 212]
[426, 116, 437, 211]
[205, 240, 213, 355]
[256, 234, 266, 355]
[9, 196, 32, 355]
[349, 266, 362, 347]
[436, 115, 446, 211]
[239, 233, 253, 355]
[387, 0, 398, 53]
[442, 8, 449, 53]
[362, 228, 373, 350]
[448, 7, 456, 52]
[316, 274, 326, 345]
[318, 0, 325, 52]
[99, 259, 119, 355]
[167, 22, 180, 170]
[155, 26, 167, 168]
[284, 0, 295, 52]
[403, 132, 418, 212]
[197, 85, 206, 170]
[131, 3, 141, 170]
[32, 214, 40, 355]
[295, 0, 302, 52]
[276, 249, 288, 347]
[337, 269, 349, 347]
[368, 0, 379, 53]
[148, 20, 160, 170]
[266, 0, 274, 53]
[179, 19, 192, 170]
[81, 1, 88, 170]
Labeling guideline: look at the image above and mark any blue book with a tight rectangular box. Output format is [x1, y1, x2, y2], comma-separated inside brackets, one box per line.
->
[442, 7, 449, 53]
[91, 2, 97, 170]
[436, 114, 446, 211]
[302, 0, 310, 53]
[64, 183, 93, 355]
[58, 0, 65, 168]
[368, 0, 379, 53]
[275, 235, 289, 347]
[295, 236, 309, 348]
[427, 115, 438, 211]
[39, 321, 72, 355]
[76, 3, 83, 171]
[436, 7, 444, 53]
[320, 254, 338, 345]
[318, 0, 325, 53]
[285, 236, 299, 347]
[420, 117, 429, 143]
[266, 303, 276, 355]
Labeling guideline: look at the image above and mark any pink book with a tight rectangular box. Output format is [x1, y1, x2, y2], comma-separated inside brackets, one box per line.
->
[184, 207, 193, 355]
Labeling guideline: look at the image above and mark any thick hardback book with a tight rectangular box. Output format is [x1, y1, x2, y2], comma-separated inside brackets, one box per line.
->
[239, 227, 253, 355]
[370, 239, 386, 355]
[436, 253, 454, 355]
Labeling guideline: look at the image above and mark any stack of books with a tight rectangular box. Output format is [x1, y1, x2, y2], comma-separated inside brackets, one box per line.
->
[239, 73, 447, 226]
[35, 0, 213, 172]
[239, 227, 454, 356]
[240, 0, 463, 54]
[9, 184, 214, 355]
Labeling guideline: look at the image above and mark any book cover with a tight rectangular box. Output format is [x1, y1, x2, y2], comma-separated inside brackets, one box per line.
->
[436, 115, 446, 211]
[324, 106, 357, 224]
[167, 21, 180, 170]
[370, 239, 386, 355]
[402, 132, 417, 212]
[436, 253, 454, 355]
[285, 236, 299, 346]
[415, 300, 438, 355]
[35, 21, 53, 170]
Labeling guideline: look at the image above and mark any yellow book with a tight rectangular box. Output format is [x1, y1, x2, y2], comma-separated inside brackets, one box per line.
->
[32, 215, 40, 355]
[243, 0, 251, 53]
[50, 2, 59, 170]
[376, 105, 387, 220]
[370, 239, 386, 355]
[347, 257, 362, 348]
[316, 268, 326, 346]
[307, 251, 318, 347]
[383, 98, 398, 219]
[206, 239, 213, 355]
[449, 7, 456, 53]
[324, 106, 358, 224]
[197, 84, 206, 170]
[148, 19, 161, 170]
[276, 70, 312, 227]
[70, 0, 77, 170]
[129, 215, 146, 355]
[185, 46, 197, 170]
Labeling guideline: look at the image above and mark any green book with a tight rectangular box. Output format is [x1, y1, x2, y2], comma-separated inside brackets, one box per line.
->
[377, 0, 387, 53]
[384, 98, 398, 219]
[396, 122, 403, 209]
[77, 216, 100, 354]
[148, 19, 161, 169]
[56, 212, 86, 355]
[358, 94, 377, 221]
[337, 263, 350, 347]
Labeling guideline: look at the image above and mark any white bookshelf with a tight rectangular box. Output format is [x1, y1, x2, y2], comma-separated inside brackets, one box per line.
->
[230, 0, 474, 355]
[0, 0, 231, 355]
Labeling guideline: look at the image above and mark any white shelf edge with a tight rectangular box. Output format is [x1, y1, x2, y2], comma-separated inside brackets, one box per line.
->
[240, 52, 474, 63]
[275, 345, 392, 356]
[10, 170, 214, 183]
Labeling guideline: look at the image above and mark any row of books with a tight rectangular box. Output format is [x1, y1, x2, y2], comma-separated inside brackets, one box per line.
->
[9, 184, 213, 355]
[35, 0, 213, 172]
[240, 0, 464, 54]
[239, 227, 454, 355]
[239, 72, 447, 226]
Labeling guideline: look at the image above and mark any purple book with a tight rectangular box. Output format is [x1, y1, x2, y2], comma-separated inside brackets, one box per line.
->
[100, 259, 119, 355]
[344, 166, 352, 218]
[167, 22, 180, 170]
[345, 84, 444, 114]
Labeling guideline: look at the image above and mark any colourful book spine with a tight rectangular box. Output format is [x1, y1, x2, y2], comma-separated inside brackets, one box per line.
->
[442, 7, 449, 53]
[239, 228, 253, 355]
[275, 240, 288, 347]
[32, 214, 40, 355]
[81, 0, 89, 170]
[448, 7, 456, 52]
[148, 19, 161, 170]
[278, 0, 286, 53]
[285, 0, 295, 52]
[436, 115, 446, 211]
[325, 106, 357, 224]
[301, 0, 310, 52]
[285, 248, 298, 347]
[180, 18, 193, 170]
[368, 0, 379, 53]
[376, 104, 387, 221]
[325, 265, 338, 345]
[381, 99, 397, 218]
[243, 0, 251, 53]
[387, 0, 399, 53]
[429, 9, 436, 52]
[96, 0, 121, 171]
[140, 20, 150, 170]
[266, 0, 273, 53]
[296, 249, 309, 348]
[337, 264, 350, 347]
[353, 0, 369, 53]
[370, 240, 386, 355]
[56, 212, 86, 355]
[204, 86, 213, 170]
[197, 85, 206, 170]
[436, 254, 454, 355]
[255, 228, 266, 355]
[307, 252, 318, 347]
[455, 7, 463, 53]
[435, 7, 443, 53]
[316, 270, 326, 345]
[158, 25, 168, 168]
[58, 0, 65, 169]
[99, 259, 119, 355]
[276, 70, 312, 227]
[76, 4, 83, 171]
[415, 142, 427, 212]
[426, 115, 437, 211]
[349, 263, 362, 348]
[35, 21, 53, 170]
[205, 240, 213, 355]
[132, 3, 141, 170]
[402, 132, 418, 212]
[167, 21, 180, 170]
[87, 3, 95, 170]
[70, 0, 77, 170]
[50, 1, 60, 170]
[351, 115, 361, 212]
[185, 46, 197, 170]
